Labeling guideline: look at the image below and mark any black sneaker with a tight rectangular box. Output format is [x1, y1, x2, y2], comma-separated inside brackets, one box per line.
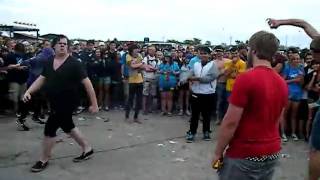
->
[16, 113, 21, 118]
[39, 114, 46, 121]
[31, 161, 48, 172]
[186, 131, 195, 143]
[73, 149, 94, 162]
[16, 120, 30, 131]
[203, 132, 211, 141]
[32, 117, 45, 124]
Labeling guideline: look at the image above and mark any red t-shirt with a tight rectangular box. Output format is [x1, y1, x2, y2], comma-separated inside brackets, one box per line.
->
[226, 66, 288, 158]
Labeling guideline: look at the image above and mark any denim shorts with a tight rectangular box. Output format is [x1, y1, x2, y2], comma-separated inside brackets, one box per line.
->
[98, 77, 111, 85]
[289, 91, 302, 102]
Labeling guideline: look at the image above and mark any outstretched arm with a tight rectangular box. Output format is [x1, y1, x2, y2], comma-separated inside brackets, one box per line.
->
[267, 18, 320, 39]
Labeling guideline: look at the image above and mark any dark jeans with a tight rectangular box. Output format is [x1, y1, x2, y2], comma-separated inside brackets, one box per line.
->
[125, 83, 143, 119]
[216, 82, 228, 121]
[111, 81, 124, 107]
[189, 93, 215, 134]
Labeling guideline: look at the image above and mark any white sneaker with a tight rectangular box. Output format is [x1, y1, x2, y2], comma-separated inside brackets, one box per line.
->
[178, 110, 183, 116]
[186, 110, 191, 116]
[281, 134, 288, 142]
[291, 134, 299, 141]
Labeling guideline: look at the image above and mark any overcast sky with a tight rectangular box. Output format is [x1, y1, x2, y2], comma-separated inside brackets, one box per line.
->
[1, 0, 319, 47]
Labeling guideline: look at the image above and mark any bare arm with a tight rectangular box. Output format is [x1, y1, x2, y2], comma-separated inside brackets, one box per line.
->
[26, 75, 46, 95]
[82, 78, 98, 111]
[286, 77, 303, 83]
[130, 61, 144, 69]
[268, 18, 320, 39]
[23, 75, 46, 102]
[214, 104, 244, 156]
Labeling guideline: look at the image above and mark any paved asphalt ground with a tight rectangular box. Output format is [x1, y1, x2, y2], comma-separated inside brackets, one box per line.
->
[0, 110, 309, 180]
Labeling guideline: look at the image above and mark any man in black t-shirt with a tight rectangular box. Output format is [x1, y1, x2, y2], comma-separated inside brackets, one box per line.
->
[23, 35, 98, 173]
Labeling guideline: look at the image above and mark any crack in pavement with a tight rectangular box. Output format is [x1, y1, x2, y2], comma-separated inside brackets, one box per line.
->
[0, 135, 186, 169]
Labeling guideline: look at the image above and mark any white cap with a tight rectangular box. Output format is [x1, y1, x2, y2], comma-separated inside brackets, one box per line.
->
[99, 42, 105, 46]
[22, 41, 30, 46]
[73, 41, 80, 45]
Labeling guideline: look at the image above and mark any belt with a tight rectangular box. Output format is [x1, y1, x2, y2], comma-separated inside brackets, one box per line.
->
[245, 153, 280, 162]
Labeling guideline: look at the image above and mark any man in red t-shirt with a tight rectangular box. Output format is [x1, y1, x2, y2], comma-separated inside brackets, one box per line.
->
[212, 31, 288, 180]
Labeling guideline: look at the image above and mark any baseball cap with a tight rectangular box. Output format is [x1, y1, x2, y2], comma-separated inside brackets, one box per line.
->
[73, 41, 79, 45]
[99, 42, 105, 46]
[22, 41, 30, 46]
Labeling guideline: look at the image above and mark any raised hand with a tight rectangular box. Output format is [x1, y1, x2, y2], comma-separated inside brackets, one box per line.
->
[267, 18, 280, 29]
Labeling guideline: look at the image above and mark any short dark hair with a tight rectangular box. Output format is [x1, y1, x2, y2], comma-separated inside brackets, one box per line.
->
[248, 31, 279, 61]
[87, 40, 95, 45]
[14, 43, 25, 53]
[197, 46, 211, 54]
[213, 45, 224, 51]
[42, 39, 50, 45]
[238, 44, 247, 50]
[229, 46, 238, 52]
[287, 47, 299, 54]
[305, 52, 312, 58]
[128, 44, 139, 55]
[109, 41, 116, 45]
[51, 34, 71, 47]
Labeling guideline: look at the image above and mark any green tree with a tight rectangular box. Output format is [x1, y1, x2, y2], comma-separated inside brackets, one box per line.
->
[183, 39, 194, 45]
[193, 38, 201, 45]
[235, 40, 243, 45]
[167, 39, 181, 44]
[205, 41, 211, 46]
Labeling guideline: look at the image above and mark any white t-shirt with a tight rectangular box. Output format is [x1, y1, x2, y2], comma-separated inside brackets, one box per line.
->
[142, 55, 159, 80]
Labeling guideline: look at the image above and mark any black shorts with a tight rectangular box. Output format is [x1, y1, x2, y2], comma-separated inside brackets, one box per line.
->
[298, 99, 309, 121]
[44, 112, 75, 137]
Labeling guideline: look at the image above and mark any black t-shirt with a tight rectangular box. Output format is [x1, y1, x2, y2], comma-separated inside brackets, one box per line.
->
[87, 56, 104, 80]
[110, 59, 122, 82]
[41, 56, 87, 112]
[103, 51, 118, 77]
[304, 70, 320, 102]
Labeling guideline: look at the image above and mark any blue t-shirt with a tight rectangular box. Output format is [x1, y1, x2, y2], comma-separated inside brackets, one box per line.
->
[120, 53, 129, 77]
[282, 63, 304, 94]
[187, 56, 200, 70]
[158, 62, 180, 88]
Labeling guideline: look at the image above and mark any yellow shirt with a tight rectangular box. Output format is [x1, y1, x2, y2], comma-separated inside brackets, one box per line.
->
[224, 59, 246, 92]
[126, 54, 144, 84]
